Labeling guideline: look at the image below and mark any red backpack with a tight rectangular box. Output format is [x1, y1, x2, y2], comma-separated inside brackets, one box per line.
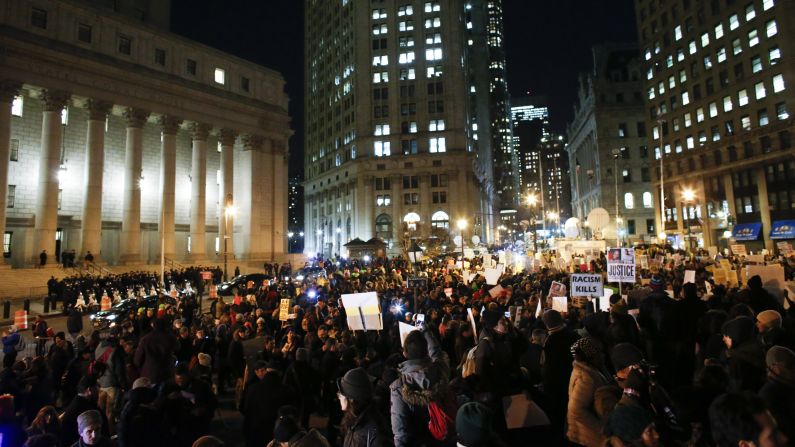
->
[427, 391, 458, 441]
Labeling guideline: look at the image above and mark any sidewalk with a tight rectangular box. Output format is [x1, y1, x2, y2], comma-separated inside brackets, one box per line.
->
[1, 297, 64, 327]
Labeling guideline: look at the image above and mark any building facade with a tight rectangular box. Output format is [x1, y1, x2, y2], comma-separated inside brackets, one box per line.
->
[511, 96, 550, 198]
[636, 0, 795, 252]
[0, 0, 291, 267]
[303, 0, 499, 257]
[539, 133, 572, 234]
[567, 44, 656, 244]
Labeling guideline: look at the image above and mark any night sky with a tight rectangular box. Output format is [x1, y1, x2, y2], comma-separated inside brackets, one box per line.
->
[171, 0, 638, 178]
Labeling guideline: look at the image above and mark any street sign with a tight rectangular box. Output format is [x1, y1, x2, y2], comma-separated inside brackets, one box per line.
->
[570, 274, 603, 297]
[607, 248, 636, 283]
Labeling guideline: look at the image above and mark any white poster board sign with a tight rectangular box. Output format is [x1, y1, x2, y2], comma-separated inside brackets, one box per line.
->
[570, 274, 603, 297]
[607, 248, 637, 283]
[484, 268, 501, 285]
[341, 292, 383, 331]
[552, 296, 568, 313]
[746, 264, 786, 299]
[399, 322, 419, 347]
[684, 270, 696, 284]
[489, 285, 505, 298]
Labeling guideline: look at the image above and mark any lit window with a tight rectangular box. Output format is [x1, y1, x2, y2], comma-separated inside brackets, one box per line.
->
[372, 55, 389, 66]
[429, 137, 446, 153]
[679, 69, 687, 83]
[372, 8, 387, 19]
[408, 121, 418, 133]
[399, 37, 415, 47]
[709, 102, 718, 118]
[426, 66, 442, 78]
[372, 71, 389, 83]
[61, 107, 69, 125]
[701, 33, 710, 47]
[398, 5, 413, 16]
[428, 119, 445, 131]
[374, 124, 390, 136]
[666, 54, 673, 68]
[644, 49, 652, 60]
[704, 56, 713, 69]
[746, 3, 756, 20]
[374, 141, 391, 157]
[676, 140, 683, 152]
[424, 1, 441, 12]
[732, 38, 742, 55]
[697, 107, 705, 122]
[684, 113, 692, 127]
[675, 26, 682, 41]
[723, 96, 733, 112]
[677, 49, 685, 62]
[748, 29, 759, 47]
[755, 81, 767, 99]
[624, 192, 634, 209]
[759, 109, 769, 126]
[669, 75, 676, 89]
[424, 17, 441, 29]
[687, 136, 695, 149]
[682, 92, 690, 105]
[652, 126, 659, 139]
[739, 89, 749, 106]
[425, 48, 443, 61]
[773, 74, 785, 93]
[763, 0, 774, 10]
[425, 33, 441, 45]
[688, 41, 697, 55]
[372, 24, 388, 35]
[398, 52, 415, 64]
[715, 23, 724, 39]
[399, 21, 414, 31]
[752, 56, 763, 73]
[766, 20, 778, 37]
[776, 102, 789, 120]
[729, 14, 740, 30]
[214, 68, 225, 84]
[658, 81, 665, 94]
[648, 87, 655, 100]
[741, 115, 752, 130]
[399, 68, 416, 80]
[642, 192, 653, 208]
[769, 46, 781, 65]
[11, 96, 23, 117]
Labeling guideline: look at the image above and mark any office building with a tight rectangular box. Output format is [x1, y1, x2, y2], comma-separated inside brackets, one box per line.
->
[511, 96, 550, 199]
[635, 0, 795, 251]
[567, 44, 656, 244]
[303, 0, 505, 257]
[0, 0, 291, 267]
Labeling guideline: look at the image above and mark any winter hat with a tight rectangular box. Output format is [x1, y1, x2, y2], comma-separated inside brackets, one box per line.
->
[481, 309, 501, 330]
[132, 377, 152, 390]
[338, 367, 374, 404]
[570, 337, 603, 364]
[722, 316, 756, 346]
[766, 345, 795, 383]
[77, 410, 102, 434]
[542, 309, 565, 331]
[605, 405, 654, 441]
[198, 353, 212, 367]
[191, 435, 225, 447]
[273, 416, 301, 442]
[611, 343, 644, 372]
[296, 347, 310, 363]
[650, 275, 664, 289]
[756, 310, 782, 331]
[456, 401, 495, 446]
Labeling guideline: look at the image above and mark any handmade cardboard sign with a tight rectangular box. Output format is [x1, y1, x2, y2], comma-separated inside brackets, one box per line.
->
[570, 274, 603, 298]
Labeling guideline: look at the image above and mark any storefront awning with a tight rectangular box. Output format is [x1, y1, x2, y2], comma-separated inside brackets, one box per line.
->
[732, 223, 762, 241]
[770, 220, 795, 239]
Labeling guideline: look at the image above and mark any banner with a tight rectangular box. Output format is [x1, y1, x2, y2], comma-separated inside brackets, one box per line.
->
[341, 292, 383, 331]
[607, 248, 636, 283]
[570, 274, 603, 298]
[279, 299, 291, 321]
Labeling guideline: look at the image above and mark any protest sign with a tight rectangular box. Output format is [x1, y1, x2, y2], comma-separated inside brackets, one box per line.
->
[708, 246, 718, 258]
[535, 299, 542, 318]
[407, 277, 428, 289]
[548, 281, 567, 297]
[552, 296, 568, 313]
[514, 306, 522, 328]
[200, 271, 212, 280]
[746, 264, 786, 297]
[467, 308, 478, 338]
[746, 254, 765, 264]
[340, 292, 383, 331]
[570, 274, 603, 298]
[684, 270, 696, 284]
[398, 322, 419, 347]
[731, 244, 747, 256]
[638, 255, 649, 269]
[484, 268, 501, 285]
[502, 393, 550, 429]
[483, 254, 493, 268]
[489, 285, 505, 298]
[607, 248, 636, 283]
[279, 299, 291, 321]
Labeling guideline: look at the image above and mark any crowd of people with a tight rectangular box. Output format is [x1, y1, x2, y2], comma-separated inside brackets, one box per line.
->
[0, 247, 794, 446]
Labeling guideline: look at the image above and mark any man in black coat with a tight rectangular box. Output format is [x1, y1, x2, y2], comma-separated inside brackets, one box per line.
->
[541, 309, 580, 437]
[240, 360, 296, 447]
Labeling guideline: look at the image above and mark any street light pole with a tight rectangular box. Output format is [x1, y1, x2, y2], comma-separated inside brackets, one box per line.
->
[612, 149, 622, 248]
[457, 219, 467, 271]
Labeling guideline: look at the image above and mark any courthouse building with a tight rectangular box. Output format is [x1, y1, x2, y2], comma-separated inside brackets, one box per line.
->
[0, 0, 291, 267]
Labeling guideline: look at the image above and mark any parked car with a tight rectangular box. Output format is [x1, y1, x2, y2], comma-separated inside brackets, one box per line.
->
[215, 273, 271, 297]
[292, 267, 327, 284]
[90, 294, 176, 330]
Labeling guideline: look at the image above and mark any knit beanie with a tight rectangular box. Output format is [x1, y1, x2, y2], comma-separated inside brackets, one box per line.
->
[77, 410, 102, 434]
[338, 367, 374, 404]
[542, 309, 565, 331]
[273, 416, 301, 442]
[605, 405, 654, 441]
[756, 310, 782, 331]
[721, 316, 756, 346]
[611, 343, 644, 372]
[456, 402, 494, 446]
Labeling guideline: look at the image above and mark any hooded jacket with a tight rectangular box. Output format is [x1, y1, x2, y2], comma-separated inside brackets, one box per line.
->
[343, 405, 392, 447]
[567, 360, 610, 447]
[389, 330, 451, 447]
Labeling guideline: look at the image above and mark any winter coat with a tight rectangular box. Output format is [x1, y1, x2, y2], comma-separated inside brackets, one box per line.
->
[759, 376, 795, 441]
[95, 340, 126, 389]
[389, 330, 451, 447]
[343, 405, 392, 447]
[542, 326, 580, 402]
[567, 360, 611, 447]
[2, 332, 20, 354]
[727, 339, 766, 392]
[241, 371, 296, 446]
[67, 310, 83, 334]
[133, 326, 178, 384]
[117, 387, 162, 447]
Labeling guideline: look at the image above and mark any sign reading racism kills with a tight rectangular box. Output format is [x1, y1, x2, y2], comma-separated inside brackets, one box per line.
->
[570, 274, 604, 297]
[607, 248, 636, 283]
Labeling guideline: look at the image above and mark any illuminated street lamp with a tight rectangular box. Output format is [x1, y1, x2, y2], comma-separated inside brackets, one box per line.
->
[457, 219, 468, 271]
[681, 188, 697, 253]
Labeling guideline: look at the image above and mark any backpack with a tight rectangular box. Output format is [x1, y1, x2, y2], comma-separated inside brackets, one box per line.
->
[427, 388, 459, 441]
[460, 336, 489, 378]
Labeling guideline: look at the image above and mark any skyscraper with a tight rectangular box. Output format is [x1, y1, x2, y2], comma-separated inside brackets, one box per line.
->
[511, 96, 550, 197]
[635, 0, 795, 251]
[303, 0, 505, 257]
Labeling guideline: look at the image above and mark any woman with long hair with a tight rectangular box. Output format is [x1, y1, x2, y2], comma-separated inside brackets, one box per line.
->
[26, 405, 61, 439]
[337, 367, 391, 447]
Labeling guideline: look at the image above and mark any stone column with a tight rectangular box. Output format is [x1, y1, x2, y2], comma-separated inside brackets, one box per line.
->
[79, 100, 112, 262]
[392, 174, 403, 243]
[271, 140, 288, 257]
[755, 168, 774, 251]
[119, 108, 149, 264]
[695, 177, 713, 248]
[158, 116, 181, 260]
[238, 134, 267, 259]
[33, 90, 70, 265]
[218, 128, 236, 258]
[362, 176, 374, 240]
[0, 82, 21, 264]
[188, 123, 210, 260]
